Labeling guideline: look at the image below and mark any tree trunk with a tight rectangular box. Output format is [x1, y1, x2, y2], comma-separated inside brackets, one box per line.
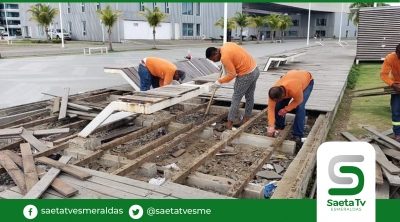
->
[45, 27, 50, 40]
[256, 29, 260, 44]
[271, 30, 274, 42]
[281, 31, 285, 42]
[239, 27, 243, 45]
[108, 27, 113, 51]
[153, 27, 156, 49]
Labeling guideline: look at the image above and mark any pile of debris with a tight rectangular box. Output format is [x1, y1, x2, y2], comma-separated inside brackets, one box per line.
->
[342, 126, 400, 199]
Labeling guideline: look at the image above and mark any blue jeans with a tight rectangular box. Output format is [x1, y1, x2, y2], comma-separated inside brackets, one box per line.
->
[391, 94, 400, 136]
[138, 64, 160, 91]
[275, 80, 314, 138]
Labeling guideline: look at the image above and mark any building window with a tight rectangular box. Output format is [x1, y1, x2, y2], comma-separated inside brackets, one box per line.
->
[96, 3, 101, 11]
[182, 23, 194, 36]
[196, 24, 200, 36]
[284, 31, 298, 36]
[165, 3, 169, 13]
[347, 18, 350, 26]
[82, 21, 86, 35]
[292, 20, 299, 26]
[196, 3, 200, 16]
[316, 19, 326, 26]
[68, 22, 72, 34]
[139, 2, 145, 11]
[67, 3, 71, 13]
[182, 3, 193, 15]
[153, 2, 157, 9]
[315, 30, 326, 37]
[354, 31, 357, 37]
[81, 3, 85, 12]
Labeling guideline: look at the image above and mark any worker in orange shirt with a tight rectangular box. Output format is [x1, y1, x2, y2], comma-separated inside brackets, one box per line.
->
[138, 57, 186, 91]
[380, 44, 400, 142]
[266, 70, 314, 152]
[205, 42, 260, 130]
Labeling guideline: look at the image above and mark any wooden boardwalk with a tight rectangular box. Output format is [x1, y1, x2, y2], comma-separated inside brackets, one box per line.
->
[194, 43, 357, 112]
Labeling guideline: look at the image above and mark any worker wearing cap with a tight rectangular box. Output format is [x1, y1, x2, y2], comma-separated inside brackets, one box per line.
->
[205, 42, 260, 130]
[380, 44, 400, 142]
[266, 70, 314, 152]
[138, 57, 186, 91]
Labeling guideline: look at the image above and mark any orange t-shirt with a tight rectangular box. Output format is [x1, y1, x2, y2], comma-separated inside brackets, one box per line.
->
[267, 70, 313, 127]
[145, 57, 177, 87]
[218, 42, 258, 84]
[380, 52, 400, 86]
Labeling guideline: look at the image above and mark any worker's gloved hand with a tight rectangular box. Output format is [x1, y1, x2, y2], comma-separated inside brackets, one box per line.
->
[266, 126, 275, 137]
[278, 109, 288, 117]
[210, 80, 222, 92]
[392, 83, 400, 93]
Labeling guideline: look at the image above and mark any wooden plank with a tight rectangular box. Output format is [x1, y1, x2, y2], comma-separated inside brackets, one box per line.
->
[99, 126, 142, 143]
[53, 97, 60, 114]
[23, 156, 72, 199]
[100, 112, 136, 126]
[373, 143, 400, 174]
[119, 95, 167, 103]
[67, 102, 93, 111]
[361, 129, 392, 143]
[74, 103, 208, 166]
[376, 163, 384, 185]
[20, 129, 48, 152]
[33, 142, 69, 158]
[226, 123, 293, 197]
[0, 108, 50, 126]
[113, 112, 227, 176]
[364, 126, 400, 150]
[376, 179, 390, 199]
[2, 151, 78, 198]
[371, 144, 400, 186]
[126, 123, 195, 159]
[33, 128, 70, 136]
[13, 116, 58, 129]
[20, 143, 39, 192]
[35, 157, 92, 180]
[67, 110, 99, 117]
[341, 132, 359, 141]
[172, 149, 186, 158]
[0, 128, 23, 136]
[382, 147, 400, 161]
[169, 108, 267, 184]
[53, 134, 78, 145]
[59, 87, 70, 120]
[0, 111, 50, 129]
[0, 154, 27, 195]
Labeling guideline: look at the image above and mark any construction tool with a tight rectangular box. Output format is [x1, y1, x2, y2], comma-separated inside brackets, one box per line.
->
[205, 68, 223, 115]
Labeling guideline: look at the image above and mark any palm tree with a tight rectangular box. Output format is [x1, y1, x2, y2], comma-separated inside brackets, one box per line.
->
[266, 14, 280, 42]
[214, 17, 236, 42]
[27, 4, 59, 40]
[232, 12, 250, 45]
[278, 15, 293, 42]
[97, 5, 122, 51]
[249, 16, 267, 43]
[137, 6, 168, 49]
[348, 2, 389, 25]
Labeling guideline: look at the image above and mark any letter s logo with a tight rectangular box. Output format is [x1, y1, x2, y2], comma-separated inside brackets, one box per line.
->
[328, 155, 364, 196]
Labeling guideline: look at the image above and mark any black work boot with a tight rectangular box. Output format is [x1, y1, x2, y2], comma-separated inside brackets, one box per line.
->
[293, 136, 303, 155]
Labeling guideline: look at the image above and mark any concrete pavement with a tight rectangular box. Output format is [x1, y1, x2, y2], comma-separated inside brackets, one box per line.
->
[0, 39, 334, 109]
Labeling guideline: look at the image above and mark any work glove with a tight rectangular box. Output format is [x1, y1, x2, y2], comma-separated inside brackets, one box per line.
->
[278, 109, 288, 117]
[266, 126, 275, 137]
[392, 83, 400, 93]
[209, 80, 222, 92]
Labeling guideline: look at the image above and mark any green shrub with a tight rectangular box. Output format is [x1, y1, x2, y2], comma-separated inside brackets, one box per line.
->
[347, 64, 360, 89]
[30, 39, 62, 44]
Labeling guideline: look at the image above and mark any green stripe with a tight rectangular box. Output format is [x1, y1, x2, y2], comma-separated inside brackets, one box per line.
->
[393, 122, 400, 126]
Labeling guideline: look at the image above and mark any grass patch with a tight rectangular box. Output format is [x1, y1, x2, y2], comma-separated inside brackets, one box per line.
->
[347, 63, 391, 136]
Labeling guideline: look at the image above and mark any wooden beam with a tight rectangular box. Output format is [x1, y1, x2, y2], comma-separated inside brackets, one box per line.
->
[382, 147, 400, 161]
[12, 116, 58, 129]
[364, 126, 400, 150]
[24, 156, 72, 199]
[74, 103, 208, 166]
[2, 151, 78, 197]
[67, 102, 93, 112]
[226, 123, 293, 197]
[33, 142, 69, 158]
[112, 112, 228, 176]
[53, 97, 60, 114]
[373, 143, 400, 174]
[376, 179, 390, 199]
[0, 128, 23, 136]
[20, 143, 39, 192]
[59, 87, 70, 120]
[372, 144, 400, 186]
[35, 157, 92, 180]
[0, 111, 50, 129]
[0, 108, 50, 126]
[376, 163, 384, 185]
[53, 134, 78, 146]
[169, 108, 267, 184]
[20, 129, 48, 152]
[127, 123, 195, 159]
[0, 154, 27, 195]
[33, 128, 70, 136]
[99, 126, 142, 143]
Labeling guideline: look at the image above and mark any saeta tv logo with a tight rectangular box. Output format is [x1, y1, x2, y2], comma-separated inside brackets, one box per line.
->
[317, 142, 375, 222]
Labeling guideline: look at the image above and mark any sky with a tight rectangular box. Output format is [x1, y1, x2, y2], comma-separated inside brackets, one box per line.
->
[389, 3, 400, 6]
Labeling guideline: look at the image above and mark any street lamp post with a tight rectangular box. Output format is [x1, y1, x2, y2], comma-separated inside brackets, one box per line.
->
[3, 3, 10, 44]
[223, 2, 228, 44]
[59, 3, 65, 48]
[307, 3, 311, 46]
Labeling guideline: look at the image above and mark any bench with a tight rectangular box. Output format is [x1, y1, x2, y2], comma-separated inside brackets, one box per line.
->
[83, 47, 108, 55]
[263, 52, 306, 72]
[272, 40, 282, 43]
